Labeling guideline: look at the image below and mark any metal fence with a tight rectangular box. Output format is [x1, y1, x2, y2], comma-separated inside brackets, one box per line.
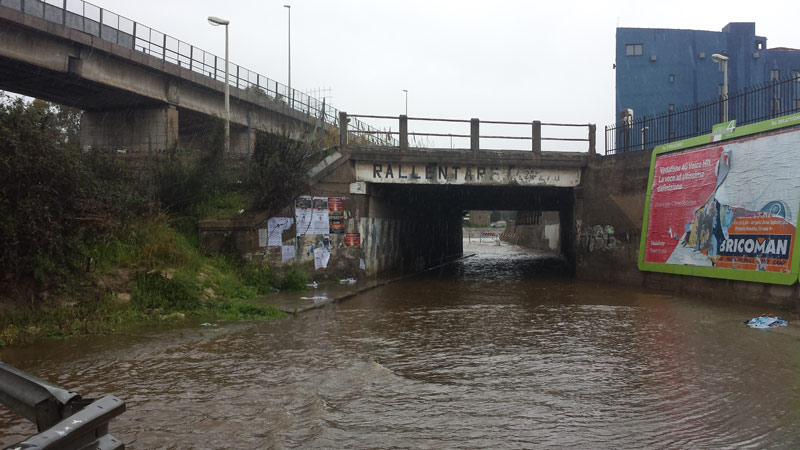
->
[0, 0, 391, 144]
[343, 113, 596, 153]
[605, 75, 800, 154]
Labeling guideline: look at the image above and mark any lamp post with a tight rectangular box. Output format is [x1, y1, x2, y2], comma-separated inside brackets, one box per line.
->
[712, 53, 729, 122]
[402, 89, 408, 116]
[284, 5, 291, 106]
[208, 15, 230, 153]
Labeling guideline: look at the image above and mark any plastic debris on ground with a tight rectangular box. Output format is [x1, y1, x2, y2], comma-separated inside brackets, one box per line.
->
[306, 282, 318, 289]
[200, 322, 217, 327]
[744, 315, 789, 329]
[339, 278, 357, 285]
[300, 296, 328, 303]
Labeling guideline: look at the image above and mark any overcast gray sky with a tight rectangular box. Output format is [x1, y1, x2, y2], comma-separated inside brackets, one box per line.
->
[96, 0, 800, 151]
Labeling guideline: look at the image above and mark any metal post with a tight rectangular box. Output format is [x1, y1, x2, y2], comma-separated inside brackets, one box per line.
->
[588, 124, 596, 155]
[224, 24, 230, 153]
[61, 0, 66, 25]
[470, 118, 479, 151]
[339, 111, 348, 146]
[532, 120, 541, 155]
[399, 115, 408, 150]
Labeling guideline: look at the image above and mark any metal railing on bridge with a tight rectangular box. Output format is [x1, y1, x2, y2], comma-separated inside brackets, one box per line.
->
[605, 75, 800, 155]
[339, 113, 596, 154]
[0, 0, 392, 145]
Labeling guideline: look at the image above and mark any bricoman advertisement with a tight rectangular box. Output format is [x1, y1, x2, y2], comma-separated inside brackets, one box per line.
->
[644, 128, 800, 275]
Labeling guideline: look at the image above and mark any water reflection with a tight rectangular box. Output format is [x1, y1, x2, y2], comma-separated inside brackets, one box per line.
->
[2, 242, 799, 448]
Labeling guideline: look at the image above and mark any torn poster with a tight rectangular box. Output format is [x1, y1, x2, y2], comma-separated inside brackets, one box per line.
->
[281, 245, 295, 262]
[267, 217, 294, 247]
[359, 258, 366, 271]
[311, 197, 330, 235]
[258, 228, 268, 248]
[314, 247, 331, 270]
[328, 197, 344, 234]
[295, 196, 313, 236]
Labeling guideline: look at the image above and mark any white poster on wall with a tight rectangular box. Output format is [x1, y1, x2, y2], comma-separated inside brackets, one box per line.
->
[281, 245, 295, 262]
[314, 247, 330, 270]
[295, 196, 313, 236]
[311, 197, 330, 235]
[267, 217, 294, 247]
[258, 228, 268, 248]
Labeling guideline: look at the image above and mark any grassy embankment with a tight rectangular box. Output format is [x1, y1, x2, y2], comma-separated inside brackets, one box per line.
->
[0, 95, 312, 348]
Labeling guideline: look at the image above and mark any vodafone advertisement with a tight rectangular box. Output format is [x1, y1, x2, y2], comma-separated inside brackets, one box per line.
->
[643, 127, 800, 276]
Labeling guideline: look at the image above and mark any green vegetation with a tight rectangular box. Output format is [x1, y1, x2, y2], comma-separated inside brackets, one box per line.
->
[0, 93, 318, 348]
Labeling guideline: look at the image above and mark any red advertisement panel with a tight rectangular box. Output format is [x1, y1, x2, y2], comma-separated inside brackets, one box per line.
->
[644, 146, 724, 263]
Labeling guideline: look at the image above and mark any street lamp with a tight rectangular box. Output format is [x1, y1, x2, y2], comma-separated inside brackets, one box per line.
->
[208, 15, 230, 153]
[284, 5, 291, 107]
[402, 89, 408, 116]
[712, 53, 729, 122]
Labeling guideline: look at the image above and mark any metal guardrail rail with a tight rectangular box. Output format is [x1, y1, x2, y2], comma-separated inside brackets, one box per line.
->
[0, 362, 126, 450]
[0, 0, 392, 145]
[605, 75, 800, 154]
[340, 113, 596, 153]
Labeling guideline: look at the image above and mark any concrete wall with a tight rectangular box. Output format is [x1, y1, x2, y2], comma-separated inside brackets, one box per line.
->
[512, 211, 560, 252]
[468, 210, 491, 226]
[576, 151, 800, 310]
[81, 105, 178, 152]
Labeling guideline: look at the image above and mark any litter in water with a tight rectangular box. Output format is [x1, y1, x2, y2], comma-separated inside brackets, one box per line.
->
[306, 282, 318, 289]
[339, 278, 357, 285]
[744, 315, 789, 329]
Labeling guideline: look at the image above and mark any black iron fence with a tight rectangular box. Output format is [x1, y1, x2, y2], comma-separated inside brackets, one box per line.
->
[605, 75, 800, 154]
[0, 0, 391, 144]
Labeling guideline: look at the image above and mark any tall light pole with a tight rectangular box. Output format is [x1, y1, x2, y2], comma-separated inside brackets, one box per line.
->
[208, 16, 230, 153]
[284, 5, 291, 106]
[712, 53, 729, 122]
[402, 89, 408, 116]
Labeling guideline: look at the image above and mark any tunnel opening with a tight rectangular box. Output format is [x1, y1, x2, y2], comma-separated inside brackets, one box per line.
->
[361, 183, 576, 276]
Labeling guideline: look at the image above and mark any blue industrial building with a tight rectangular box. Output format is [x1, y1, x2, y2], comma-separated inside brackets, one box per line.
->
[615, 23, 800, 124]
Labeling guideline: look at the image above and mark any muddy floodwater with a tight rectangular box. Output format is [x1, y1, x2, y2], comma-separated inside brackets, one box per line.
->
[2, 242, 800, 448]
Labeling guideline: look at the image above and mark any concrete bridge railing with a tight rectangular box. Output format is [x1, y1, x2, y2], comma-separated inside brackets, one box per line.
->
[338, 112, 596, 154]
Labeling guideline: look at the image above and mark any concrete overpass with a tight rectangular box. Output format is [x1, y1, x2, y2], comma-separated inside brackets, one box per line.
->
[0, 0, 386, 153]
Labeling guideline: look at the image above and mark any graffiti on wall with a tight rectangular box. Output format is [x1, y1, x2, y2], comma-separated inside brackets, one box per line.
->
[581, 225, 616, 252]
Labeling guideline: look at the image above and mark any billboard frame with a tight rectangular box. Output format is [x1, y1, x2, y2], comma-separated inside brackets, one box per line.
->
[638, 112, 800, 285]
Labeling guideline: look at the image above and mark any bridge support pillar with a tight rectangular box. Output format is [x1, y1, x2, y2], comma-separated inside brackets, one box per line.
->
[80, 105, 178, 152]
[230, 126, 256, 157]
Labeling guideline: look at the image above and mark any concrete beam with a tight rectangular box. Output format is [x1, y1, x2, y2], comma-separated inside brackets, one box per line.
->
[80, 105, 178, 152]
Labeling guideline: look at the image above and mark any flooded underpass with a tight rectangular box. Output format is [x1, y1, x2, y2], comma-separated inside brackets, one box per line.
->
[2, 241, 800, 448]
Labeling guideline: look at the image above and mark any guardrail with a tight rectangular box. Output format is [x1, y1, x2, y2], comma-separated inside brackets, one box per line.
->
[0, 362, 126, 450]
[0, 0, 392, 145]
[339, 113, 596, 153]
[605, 75, 800, 154]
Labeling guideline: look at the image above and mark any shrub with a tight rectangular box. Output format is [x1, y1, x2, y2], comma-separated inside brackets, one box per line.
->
[281, 266, 308, 291]
[131, 272, 202, 312]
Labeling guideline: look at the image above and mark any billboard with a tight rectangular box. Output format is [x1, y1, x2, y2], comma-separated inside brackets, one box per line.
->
[639, 113, 800, 284]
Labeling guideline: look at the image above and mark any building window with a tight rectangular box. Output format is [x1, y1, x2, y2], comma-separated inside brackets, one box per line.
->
[771, 69, 781, 82]
[669, 104, 675, 112]
[669, 74, 675, 83]
[757, 41, 764, 50]
[625, 44, 643, 56]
